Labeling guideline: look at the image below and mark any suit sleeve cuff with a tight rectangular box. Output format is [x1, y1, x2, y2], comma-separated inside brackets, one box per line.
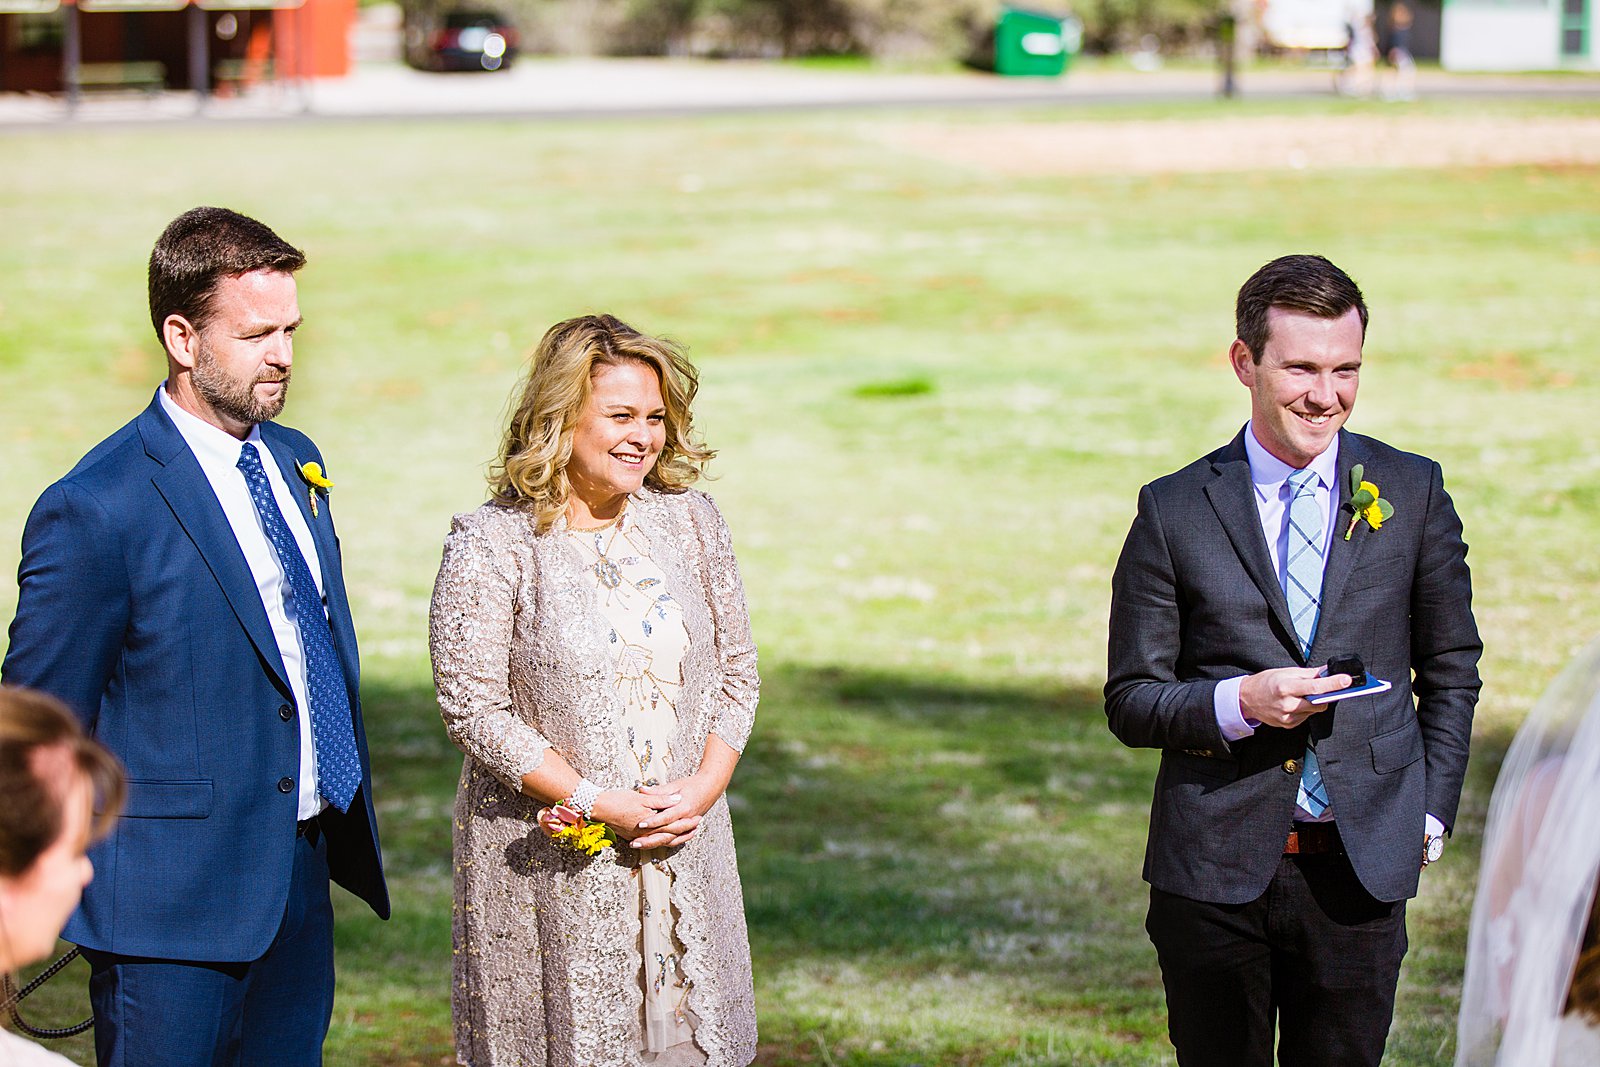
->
[1214, 675, 1257, 742]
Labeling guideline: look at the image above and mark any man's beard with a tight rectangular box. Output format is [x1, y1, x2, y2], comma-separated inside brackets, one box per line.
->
[192, 338, 290, 427]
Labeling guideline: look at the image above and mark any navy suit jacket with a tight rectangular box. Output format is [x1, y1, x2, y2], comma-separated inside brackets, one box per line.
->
[3, 394, 389, 961]
[1105, 428, 1481, 904]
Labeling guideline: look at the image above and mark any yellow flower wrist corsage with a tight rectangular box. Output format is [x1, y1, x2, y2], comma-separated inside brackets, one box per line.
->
[536, 802, 617, 856]
[1343, 463, 1394, 540]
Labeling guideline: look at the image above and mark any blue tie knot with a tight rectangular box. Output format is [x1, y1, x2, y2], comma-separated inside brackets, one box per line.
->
[1288, 468, 1319, 498]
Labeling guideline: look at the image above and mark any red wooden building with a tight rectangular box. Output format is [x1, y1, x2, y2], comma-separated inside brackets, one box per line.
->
[0, 0, 354, 95]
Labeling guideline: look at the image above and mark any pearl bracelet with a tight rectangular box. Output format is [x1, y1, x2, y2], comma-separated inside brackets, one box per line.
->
[569, 778, 602, 818]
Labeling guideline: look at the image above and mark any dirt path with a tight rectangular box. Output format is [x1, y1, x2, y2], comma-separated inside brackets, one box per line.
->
[881, 114, 1600, 175]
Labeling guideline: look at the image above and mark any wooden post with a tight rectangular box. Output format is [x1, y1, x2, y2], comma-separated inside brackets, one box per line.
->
[1219, 11, 1237, 98]
[188, 1, 208, 100]
[297, 1, 310, 111]
[63, 0, 81, 111]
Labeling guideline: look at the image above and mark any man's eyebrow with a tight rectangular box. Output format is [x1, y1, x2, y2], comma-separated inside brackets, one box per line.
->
[237, 316, 303, 333]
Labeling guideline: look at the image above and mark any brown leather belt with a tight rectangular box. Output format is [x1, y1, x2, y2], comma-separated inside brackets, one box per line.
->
[1284, 822, 1342, 856]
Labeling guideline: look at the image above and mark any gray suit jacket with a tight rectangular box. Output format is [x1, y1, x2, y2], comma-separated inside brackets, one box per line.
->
[1105, 427, 1481, 904]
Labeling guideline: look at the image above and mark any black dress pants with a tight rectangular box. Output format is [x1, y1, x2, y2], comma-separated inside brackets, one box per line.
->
[1146, 851, 1408, 1067]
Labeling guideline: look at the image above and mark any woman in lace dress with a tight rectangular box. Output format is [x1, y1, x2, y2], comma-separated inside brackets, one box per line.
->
[429, 314, 758, 1067]
[1457, 636, 1600, 1066]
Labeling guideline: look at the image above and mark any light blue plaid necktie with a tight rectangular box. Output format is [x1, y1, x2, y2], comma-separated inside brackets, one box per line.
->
[1285, 468, 1331, 819]
[237, 443, 361, 812]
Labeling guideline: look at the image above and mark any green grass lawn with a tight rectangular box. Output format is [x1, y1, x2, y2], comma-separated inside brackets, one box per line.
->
[3, 96, 1598, 1065]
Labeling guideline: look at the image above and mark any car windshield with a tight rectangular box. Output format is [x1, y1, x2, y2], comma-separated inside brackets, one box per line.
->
[444, 12, 501, 28]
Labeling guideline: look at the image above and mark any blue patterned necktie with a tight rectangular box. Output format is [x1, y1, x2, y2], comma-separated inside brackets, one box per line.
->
[237, 443, 361, 813]
[1285, 468, 1331, 819]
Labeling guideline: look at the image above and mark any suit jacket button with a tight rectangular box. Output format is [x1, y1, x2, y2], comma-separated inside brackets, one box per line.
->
[1283, 759, 1301, 775]
[279, 704, 294, 722]
[278, 776, 295, 793]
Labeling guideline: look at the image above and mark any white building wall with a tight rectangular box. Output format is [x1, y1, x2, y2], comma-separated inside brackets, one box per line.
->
[1441, 0, 1561, 69]
[1261, 0, 1372, 49]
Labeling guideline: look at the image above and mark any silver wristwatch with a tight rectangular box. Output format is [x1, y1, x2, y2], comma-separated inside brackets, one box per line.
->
[1423, 831, 1445, 866]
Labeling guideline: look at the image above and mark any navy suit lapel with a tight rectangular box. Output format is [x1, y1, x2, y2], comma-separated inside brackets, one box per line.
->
[1312, 430, 1371, 653]
[260, 427, 333, 578]
[138, 399, 293, 696]
[260, 425, 361, 701]
[1204, 429, 1300, 654]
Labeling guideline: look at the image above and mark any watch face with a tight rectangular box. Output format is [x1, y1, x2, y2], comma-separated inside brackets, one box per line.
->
[1425, 836, 1444, 863]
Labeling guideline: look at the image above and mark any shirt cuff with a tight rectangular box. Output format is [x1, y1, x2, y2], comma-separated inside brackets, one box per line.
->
[1426, 813, 1445, 839]
[1213, 675, 1257, 742]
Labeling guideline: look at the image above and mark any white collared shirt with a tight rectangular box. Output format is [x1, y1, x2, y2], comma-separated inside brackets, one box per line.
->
[1243, 424, 1340, 587]
[158, 385, 326, 820]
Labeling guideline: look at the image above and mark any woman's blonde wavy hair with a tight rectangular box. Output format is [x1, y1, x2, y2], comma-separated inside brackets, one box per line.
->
[490, 314, 714, 533]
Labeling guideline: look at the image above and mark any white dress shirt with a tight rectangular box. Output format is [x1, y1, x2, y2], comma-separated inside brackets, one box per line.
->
[158, 386, 327, 819]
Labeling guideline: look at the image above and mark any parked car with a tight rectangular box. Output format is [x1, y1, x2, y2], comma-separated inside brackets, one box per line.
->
[415, 11, 519, 72]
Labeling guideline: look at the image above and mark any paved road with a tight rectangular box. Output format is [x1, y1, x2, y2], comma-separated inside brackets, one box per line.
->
[2, 58, 1597, 130]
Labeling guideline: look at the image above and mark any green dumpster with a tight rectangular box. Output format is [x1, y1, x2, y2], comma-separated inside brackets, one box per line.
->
[991, 7, 1080, 77]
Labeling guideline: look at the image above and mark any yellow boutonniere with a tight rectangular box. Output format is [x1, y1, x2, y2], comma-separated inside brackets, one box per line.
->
[294, 460, 334, 518]
[1343, 464, 1394, 540]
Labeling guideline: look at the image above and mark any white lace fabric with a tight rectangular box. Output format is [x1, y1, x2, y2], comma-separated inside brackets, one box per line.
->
[430, 488, 759, 1067]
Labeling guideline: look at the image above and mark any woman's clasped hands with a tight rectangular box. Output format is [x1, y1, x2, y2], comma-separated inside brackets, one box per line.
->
[592, 776, 720, 850]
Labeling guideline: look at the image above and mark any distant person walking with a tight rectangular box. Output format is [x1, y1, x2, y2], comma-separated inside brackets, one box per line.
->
[1340, 10, 1379, 96]
[1385, 2, 1418, 100]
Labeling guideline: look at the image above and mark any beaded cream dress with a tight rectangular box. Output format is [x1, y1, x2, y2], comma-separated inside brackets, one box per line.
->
[565, 510, 697, 1058]
[430, 488, 758, 1067]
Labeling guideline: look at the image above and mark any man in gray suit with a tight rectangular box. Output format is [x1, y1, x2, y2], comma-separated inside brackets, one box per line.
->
[1105, 254, 1481, 1066]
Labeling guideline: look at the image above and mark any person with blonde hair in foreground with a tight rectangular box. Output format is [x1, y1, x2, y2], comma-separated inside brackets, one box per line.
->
[0, 687, 125, 1064]
[430, 314, 759, 1066]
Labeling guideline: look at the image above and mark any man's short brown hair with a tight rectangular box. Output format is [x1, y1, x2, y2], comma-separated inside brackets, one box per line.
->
[1235, 254, 1368, 363]
[147, 206, 305, 340]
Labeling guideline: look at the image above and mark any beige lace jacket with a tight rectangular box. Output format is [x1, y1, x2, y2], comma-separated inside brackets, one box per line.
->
[429, 488, 759, 1067]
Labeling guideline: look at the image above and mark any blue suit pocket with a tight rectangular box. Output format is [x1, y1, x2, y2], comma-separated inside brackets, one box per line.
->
[121, 779, 214, 819]
[1369, 723, 1424, 775]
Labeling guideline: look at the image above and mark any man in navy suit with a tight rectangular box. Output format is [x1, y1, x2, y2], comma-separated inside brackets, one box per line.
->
[3, 207, 388, 1065]
[1105, 255, 1480, 1065]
